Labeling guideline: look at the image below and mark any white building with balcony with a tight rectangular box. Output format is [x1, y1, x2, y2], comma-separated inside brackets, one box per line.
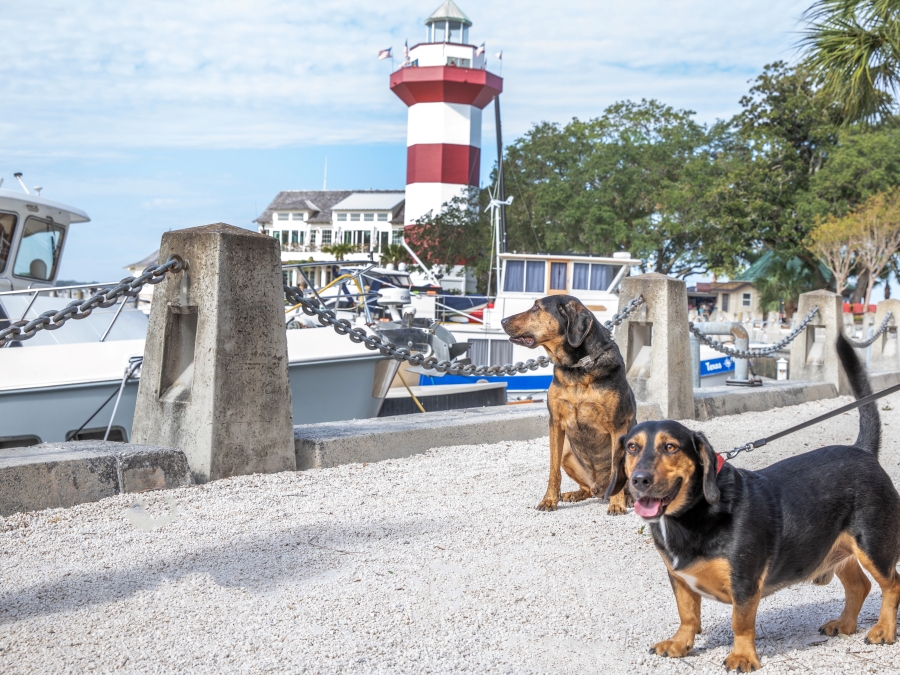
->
[255, 190, 405, 258]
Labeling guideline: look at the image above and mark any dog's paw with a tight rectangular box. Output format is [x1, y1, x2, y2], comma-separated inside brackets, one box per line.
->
[864, 623, 896, 645]
[561, 489, 589, 503]
[535, 498, 558, 511]
[650, 639, 692, 658]
[606, 502, 627, 516]
[724, 650, 761, 672]
[819, 618, 856, 636]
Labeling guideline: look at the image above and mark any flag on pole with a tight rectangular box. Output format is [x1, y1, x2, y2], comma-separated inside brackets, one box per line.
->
[404, 40, 410, 60]
[378, 47, 392, 61]
[495, 51, 503, 60]
[475, 42, 485, 56]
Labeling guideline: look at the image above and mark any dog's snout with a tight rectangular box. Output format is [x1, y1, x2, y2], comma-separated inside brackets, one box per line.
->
[501, 316, 510, 326]
[631, 471, 654, 490]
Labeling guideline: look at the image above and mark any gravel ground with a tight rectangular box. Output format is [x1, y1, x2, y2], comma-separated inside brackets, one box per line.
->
[3, 396, 900, 674]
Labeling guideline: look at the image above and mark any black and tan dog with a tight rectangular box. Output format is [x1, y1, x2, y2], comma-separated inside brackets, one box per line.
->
[605, 334, 900, 672]
[502, 295, 636, 514]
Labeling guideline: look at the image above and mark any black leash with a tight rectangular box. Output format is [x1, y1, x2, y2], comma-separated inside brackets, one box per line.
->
[725, 380, 900, 460]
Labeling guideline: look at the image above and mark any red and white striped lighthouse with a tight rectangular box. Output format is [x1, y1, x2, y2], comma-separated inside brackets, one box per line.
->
[390, 1, 503, 225]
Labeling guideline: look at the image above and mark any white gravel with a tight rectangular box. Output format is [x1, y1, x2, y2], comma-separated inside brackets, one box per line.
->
[3, 395, 900, 674]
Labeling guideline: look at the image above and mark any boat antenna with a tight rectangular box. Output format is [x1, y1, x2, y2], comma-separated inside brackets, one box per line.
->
[13, 173, 30, 195]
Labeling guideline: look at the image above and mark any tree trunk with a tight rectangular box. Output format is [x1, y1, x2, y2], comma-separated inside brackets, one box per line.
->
[850, 269, 870, 304]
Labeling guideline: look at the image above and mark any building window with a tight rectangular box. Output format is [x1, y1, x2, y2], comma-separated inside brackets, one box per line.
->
[742, 292, 752, 307]
[264, 229, 270, 237]
[350, 213, 361, 222]
[392, 230, 403, 244]
[13, 216, 65, 281]
[379, 231, 389, 250]
[448, 20, 462, 43]
[310, 230, 317, 245]
[722, 294, 729, 312]
[321, 230, 332, 245]
[377, 213, 388, 222]
[277, 213, 289, 221]
[525, 261, 545, 292]
[447, 56, 471, 68]
[271, 230, 280, 239]
[550, 262, 567, 291]
[364, 213, 374, 222]
[291, 231, 299, 245]
[337, 213, 347, 222]
[572, 263, 615, 291]
[292, 213, 304, 221]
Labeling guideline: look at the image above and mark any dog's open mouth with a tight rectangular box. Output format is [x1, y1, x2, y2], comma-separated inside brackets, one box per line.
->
[508, 335, 536, 348]
[633, 483, 680, 519]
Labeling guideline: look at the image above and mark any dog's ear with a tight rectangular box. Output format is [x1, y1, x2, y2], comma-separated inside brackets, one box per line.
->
[693, 431, 720, 505]
[563, 300, 594, 348]
[604, 434, 628, 500]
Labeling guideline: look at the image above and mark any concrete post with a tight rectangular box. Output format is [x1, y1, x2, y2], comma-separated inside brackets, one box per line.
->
[614, 273, 694, 420]
[765, 311, 781, 344]
[788, 289, 848, 394]
[132, 223, 296, 482]
[869, 299, 900, 371]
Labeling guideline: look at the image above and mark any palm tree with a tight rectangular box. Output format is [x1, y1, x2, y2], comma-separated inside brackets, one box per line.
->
[322, 242, 355, 261]
[379, 243, 409, 267]
[800, 0, 900, 123]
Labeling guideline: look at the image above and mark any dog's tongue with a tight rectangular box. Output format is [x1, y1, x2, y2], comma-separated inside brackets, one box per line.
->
[634, 497, 663, 518]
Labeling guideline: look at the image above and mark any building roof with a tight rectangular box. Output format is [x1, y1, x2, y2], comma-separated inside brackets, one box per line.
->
[331, 192, 405, 211]
[426, 0, 471, 26]
[256, 190, 404, 226]
[125, 250, 159, 270]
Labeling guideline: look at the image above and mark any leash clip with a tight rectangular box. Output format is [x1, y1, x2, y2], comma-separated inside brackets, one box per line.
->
[725, 442, 755, 460]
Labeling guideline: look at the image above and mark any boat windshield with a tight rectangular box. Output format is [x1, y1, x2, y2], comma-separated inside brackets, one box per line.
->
[14, 216, 65, 281]
[0, 213, 16, 273]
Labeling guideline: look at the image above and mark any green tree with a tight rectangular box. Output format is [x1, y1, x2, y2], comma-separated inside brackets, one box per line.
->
[379, 243, 409, 267]
[705, 62, 842, 283]
[410, 188, 493, 293]
[502, 100, 722, 277]
[800, 0, 900, 123]
[322, 242, 355, 261]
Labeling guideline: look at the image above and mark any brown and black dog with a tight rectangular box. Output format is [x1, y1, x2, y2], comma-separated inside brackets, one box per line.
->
[502, 295, 637, 514]
[605, 334, 900, 672]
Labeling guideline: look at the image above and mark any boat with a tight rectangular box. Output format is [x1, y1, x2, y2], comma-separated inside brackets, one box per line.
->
[0, 182, 472, 447]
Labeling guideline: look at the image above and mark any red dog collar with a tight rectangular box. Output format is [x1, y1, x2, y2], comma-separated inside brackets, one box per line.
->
[716, 453, 725, 474]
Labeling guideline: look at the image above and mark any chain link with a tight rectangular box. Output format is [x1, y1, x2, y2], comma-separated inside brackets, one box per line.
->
[844, 311, 893, 349]
[688, 306, 819, 359]
[0, 255, 185, 347]
[284, 287, 645, 376]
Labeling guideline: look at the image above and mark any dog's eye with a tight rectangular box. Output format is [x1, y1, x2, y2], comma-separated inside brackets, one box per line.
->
[626, 442, 639, 454]
[663, 443, 680, 454]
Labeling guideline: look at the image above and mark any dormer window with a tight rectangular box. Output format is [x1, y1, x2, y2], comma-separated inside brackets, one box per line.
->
[292, 213, 305, 221]
[277, 213, 289, 221]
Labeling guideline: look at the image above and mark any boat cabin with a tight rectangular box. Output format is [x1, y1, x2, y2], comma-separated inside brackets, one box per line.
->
[0, 188, 90, 292]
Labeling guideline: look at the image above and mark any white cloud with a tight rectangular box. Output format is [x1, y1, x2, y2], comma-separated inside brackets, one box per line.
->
[2, 0, 810, 153]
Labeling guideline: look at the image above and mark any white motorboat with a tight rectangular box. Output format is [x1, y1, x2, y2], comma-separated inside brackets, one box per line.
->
[0, 182, 419, 447]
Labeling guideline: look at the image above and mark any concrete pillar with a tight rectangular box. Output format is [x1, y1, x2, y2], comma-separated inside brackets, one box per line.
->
[132, 223, 296, 482]
[788, 290, 848, 394]
[765, 311, 781, 344]
[614, 273, 694, 420]
[870, 299, 900, 371]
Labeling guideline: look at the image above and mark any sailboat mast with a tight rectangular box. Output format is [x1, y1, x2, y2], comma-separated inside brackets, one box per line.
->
[493, 95, 507, 254]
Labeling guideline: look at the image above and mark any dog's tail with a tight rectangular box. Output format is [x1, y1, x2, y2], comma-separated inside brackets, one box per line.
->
[836, 333, 881, 457]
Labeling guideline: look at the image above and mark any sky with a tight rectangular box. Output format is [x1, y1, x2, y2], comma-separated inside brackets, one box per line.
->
[1, 0, 812, 282]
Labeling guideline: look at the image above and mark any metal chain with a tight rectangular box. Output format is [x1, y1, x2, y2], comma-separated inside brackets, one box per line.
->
[284, 286, 645, 376]
[844, 311, 893, 349]
[603, 295, 645, 332]
[0, 255, 185, 347]
[688, 306, 819, 359]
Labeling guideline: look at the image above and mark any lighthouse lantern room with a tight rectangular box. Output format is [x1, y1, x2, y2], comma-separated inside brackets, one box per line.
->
[390, 1, 503, 225]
